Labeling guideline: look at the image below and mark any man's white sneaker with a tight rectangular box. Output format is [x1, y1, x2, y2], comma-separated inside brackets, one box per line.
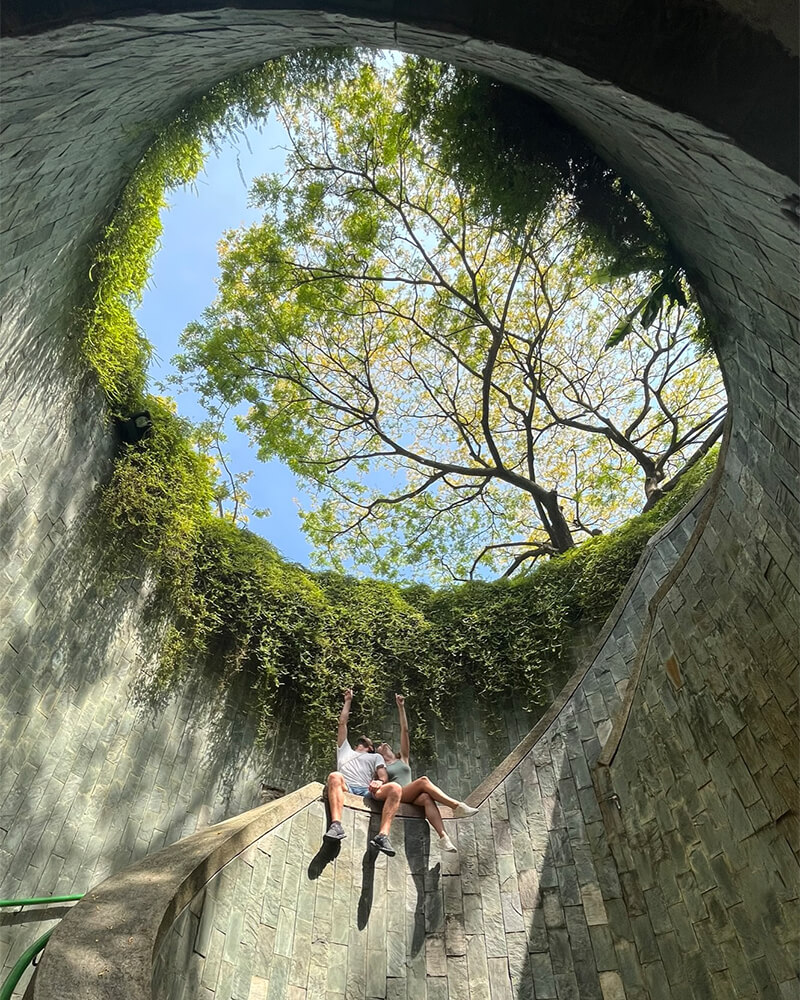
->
[453, 802, 478, 818]
[438, 833, 458, 853]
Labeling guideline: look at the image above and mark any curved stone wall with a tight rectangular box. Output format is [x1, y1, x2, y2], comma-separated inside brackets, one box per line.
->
[0, 505, 559, 997]
[27, 478, 711, 1000]
[146, 491, 709, 1000]
[2, 3, 797, 997]
[18, 466, 717, 1000]
[601, 457, 800, 990]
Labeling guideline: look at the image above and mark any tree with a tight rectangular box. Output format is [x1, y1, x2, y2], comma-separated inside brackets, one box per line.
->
[175, 59, 726, 581]
[193, 412, 269, 527]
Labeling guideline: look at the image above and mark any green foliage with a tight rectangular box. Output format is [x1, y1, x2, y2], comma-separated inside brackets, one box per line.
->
[402, 59, 669, 271]
[82, 49, 361, 410]
[83, 49, 720, 762]
[401, 61, 722, 361]
[96, 396, 217, 676]
[99, 403, 717, 758]
[604, 263, 689, 352]
[561, 448, 718, 622]
[176, 57, 725, 582]
[98, 397, 215, 568]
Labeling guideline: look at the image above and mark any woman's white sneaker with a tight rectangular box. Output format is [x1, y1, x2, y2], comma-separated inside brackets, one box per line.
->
[438, 833, 458, 852]
[453, 802, 478, 818]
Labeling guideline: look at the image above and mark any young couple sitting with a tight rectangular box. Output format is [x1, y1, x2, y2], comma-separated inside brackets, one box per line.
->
[324, 689, 477, 856]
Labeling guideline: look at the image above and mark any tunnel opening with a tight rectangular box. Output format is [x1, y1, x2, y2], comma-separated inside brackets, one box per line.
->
[80, 47, 726, 746]
[1, 8, 796, 1000]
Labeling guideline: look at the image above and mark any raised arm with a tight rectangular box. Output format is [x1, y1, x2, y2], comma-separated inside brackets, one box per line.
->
[396, 693, 410, 763]
[337, 688, 353, 748]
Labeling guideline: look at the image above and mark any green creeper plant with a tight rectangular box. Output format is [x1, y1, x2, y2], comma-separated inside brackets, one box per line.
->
[83, 49, 362, 410]
[98, 417, 717, 757]
[80, 50, 722, 760]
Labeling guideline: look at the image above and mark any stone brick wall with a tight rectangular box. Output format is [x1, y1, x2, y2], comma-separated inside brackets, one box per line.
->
[0, 397, 579, 994]
[0, 484, 571, 997]
[148, 490, 705, 1000]
[10, 467, 708, 1000]
[1, 5, 797, 998]
[600, 447, 799, 996]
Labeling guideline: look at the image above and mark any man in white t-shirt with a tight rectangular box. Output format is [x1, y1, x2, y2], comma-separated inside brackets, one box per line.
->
[323, 688, 403, 856]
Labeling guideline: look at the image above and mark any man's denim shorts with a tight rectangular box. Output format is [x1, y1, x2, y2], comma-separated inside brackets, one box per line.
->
[346, 783, 370, 797]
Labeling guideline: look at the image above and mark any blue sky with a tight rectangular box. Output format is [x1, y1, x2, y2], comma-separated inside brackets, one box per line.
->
[136, 116, 313, 566]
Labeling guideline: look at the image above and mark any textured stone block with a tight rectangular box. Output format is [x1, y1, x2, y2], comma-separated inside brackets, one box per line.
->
[530, 952, 557, 1000]
[465, 934, 491, 1000]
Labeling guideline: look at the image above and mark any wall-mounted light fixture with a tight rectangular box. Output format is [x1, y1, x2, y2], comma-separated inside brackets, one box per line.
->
[116, 410, 152, 444]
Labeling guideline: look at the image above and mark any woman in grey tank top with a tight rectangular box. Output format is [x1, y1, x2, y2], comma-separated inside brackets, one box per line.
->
[376, 694, 478, 852]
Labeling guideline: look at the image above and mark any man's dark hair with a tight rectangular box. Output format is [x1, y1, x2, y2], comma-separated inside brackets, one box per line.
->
[356, 735, 374, 751]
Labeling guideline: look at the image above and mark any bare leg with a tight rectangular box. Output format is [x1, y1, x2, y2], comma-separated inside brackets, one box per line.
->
[413, 790, 445, 838]
[326, 771, 346, 823]
[400, 776, 459, 810]
[372, 781, 403, 836]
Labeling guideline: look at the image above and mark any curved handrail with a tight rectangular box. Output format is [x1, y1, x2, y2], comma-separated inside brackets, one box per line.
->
[0, 928, 53, 1000]
[29, 783, 323, 1000]
[0, 895, 85, 999]
[0, 895, 84, 908]
[596, 415, 731, 773]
